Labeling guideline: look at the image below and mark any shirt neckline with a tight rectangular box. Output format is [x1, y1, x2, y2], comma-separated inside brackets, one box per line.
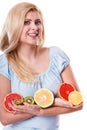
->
[35, 47, 51, 77]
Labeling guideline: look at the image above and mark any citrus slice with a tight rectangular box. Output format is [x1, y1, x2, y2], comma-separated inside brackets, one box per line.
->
[3, 93, 22, 113]
[68, 91, 83, 105]
[58, 83, 75, 100]
[34, 88, 54, 108]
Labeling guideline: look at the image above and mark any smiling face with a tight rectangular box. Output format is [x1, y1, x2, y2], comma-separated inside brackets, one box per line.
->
[19, 11, 43, 47]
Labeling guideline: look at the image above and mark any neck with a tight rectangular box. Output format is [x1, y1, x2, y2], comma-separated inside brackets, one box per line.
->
[17, 45, 41, 64]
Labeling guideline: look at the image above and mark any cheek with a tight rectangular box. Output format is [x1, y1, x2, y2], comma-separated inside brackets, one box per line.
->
[39, 26, 43, 36]
[20, 28, 27, 38]
[19, 32, 25, 42]
[19, 32, 24, 39]
[41, 28, 44, 39]
[21, 26, 28, 34]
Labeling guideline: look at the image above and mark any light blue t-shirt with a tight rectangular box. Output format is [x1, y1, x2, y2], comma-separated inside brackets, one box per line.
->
[0, 47, 70, 130]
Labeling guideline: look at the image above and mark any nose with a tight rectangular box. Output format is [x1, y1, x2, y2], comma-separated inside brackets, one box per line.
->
[31, 22, 38, 30]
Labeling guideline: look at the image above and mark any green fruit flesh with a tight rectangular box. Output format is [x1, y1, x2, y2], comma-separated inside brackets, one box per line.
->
[14, 98, 24, 105]
[23, 96, 35, 104]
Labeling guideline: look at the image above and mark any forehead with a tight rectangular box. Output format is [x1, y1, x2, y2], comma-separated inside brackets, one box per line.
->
[25, 11, 41, 20]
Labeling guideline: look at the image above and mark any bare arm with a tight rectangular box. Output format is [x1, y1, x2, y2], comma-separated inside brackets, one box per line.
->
[0, 65, 83, 123]
[40, 104, 83, 116]
[61, 65, 80, 91]
[0, 75, 34, 126]
[12, 65, 83, 116]
[12, 97, 83, 117]
[49, 64, 83, 114]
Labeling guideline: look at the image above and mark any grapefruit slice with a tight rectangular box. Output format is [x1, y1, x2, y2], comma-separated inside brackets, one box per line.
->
[58, 83, 75, 100]
[34, 88, 54, 108]
[3, 93, 22, 113]
[68, 91, 83, 105]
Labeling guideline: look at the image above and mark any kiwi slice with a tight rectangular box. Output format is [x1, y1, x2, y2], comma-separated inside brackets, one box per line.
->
[23, 96, 35, 104]
[14, 98, 24, 105]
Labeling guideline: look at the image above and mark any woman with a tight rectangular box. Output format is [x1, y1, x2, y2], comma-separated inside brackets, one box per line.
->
[0, 2, 83, 130]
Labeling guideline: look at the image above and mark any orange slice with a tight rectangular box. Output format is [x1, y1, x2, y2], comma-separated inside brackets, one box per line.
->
[68, 91, 83, 105]
[34, 88, 54, 108]
[58, 83, 75, 100]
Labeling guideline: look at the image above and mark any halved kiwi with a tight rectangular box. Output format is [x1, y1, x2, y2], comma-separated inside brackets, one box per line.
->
[14, 98, 24, 105]
[23, 96, 35, 104]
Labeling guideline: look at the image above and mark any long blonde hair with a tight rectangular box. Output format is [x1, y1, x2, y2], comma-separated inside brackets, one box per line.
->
[0, 2, 45, 82]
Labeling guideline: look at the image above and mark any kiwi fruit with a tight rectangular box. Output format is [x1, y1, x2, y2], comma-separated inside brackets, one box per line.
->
[23, 96, 35, 104]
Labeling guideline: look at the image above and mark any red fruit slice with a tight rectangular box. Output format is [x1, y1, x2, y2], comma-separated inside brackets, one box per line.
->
[58, 83, 75, 100]
[3, 93, 22, 113]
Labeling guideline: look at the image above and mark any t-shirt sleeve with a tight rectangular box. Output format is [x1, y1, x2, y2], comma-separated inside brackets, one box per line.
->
[51, 46, 70, 73]
[0, 54, 11, 79]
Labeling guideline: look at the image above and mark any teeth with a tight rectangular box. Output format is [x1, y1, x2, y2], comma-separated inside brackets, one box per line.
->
[28, 33, 38, 36]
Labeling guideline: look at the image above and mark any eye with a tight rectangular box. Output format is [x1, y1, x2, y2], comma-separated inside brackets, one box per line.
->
[35, 20, 41, 26]
[24, 20, 31, 25]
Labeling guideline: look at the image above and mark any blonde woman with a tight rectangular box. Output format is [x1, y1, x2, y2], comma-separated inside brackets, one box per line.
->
[0, 2, 83, 130]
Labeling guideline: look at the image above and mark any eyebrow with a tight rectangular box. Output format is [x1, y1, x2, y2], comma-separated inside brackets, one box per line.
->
[24, 18, 41, 21]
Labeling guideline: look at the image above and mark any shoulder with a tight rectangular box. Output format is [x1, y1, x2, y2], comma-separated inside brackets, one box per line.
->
[0, 53, 8, 63]
[40, 46, 61, 54]
[39, 47, 49, 56]
[49, 46, 70, 73]
[49, 46, 68, 57]
[49, 46, 64, 53]
[0, 53, 11, 79]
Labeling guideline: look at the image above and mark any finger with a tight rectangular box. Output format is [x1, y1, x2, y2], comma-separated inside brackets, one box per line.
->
[8, 103, 16, 111]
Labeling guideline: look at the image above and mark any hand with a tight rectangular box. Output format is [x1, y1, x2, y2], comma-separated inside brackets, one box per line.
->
[11, 102, 41, 115]
[54, 98, 83, 109]
[54, 98, 73, 108]
[69, 102, 83, 109]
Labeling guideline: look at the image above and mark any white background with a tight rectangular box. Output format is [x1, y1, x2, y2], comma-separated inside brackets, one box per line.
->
[0, 0, 87, 130]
